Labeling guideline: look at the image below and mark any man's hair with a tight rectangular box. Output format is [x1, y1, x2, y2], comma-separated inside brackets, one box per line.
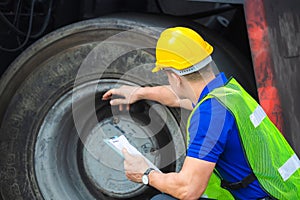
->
[182, 63, 214, 82]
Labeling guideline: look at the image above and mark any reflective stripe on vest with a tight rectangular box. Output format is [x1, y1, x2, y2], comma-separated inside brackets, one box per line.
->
[186, 78, 300, 199]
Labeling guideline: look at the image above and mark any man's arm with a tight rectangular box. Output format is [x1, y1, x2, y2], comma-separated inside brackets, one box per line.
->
[123, 149, 215, 200]
[102, 85, 193, 110]
[149, 157, 215, 200]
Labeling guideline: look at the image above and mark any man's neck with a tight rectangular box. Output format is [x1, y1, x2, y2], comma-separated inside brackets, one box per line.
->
[185, 74, 216, 105]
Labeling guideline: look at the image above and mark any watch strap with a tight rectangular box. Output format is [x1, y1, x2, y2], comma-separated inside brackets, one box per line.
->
[144, 168, 155, 175]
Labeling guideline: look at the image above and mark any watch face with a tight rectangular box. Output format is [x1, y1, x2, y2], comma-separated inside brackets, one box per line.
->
[142, 174, 149, 185]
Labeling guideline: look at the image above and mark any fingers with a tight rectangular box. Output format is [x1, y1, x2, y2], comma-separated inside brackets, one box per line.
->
[102, 86, 135, 111]
[122, 148, 137, 163]
[122, 148, 149, 183]
[102, 89, 126, 110]
[122, 148, 131, 159]
[119, 104, 123, 111]
[102, 88, 123, 100]
[122, 148, 127, 154]
[124, 172, 143, 183]
[109, 99, 130, 111]
[122, 148, 138, 174]
[118, 104, 130, 111]
[102, 88, 127, 104]
[102, 89, 113, 100]
[110, 98, 127, 106]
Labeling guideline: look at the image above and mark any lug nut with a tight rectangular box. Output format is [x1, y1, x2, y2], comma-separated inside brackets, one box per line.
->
[112, 117, 119, 124]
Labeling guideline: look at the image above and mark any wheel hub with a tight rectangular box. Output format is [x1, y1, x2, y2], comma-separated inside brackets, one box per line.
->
[82, 115, 159, 197]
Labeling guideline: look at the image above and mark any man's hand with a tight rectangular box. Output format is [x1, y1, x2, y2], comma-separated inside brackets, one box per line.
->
[102, 85, 193, 110]
[102, 85, 142, 111]
[122, 148, 149, 183]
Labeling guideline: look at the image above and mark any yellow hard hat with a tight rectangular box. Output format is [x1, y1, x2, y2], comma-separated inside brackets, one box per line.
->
[152, 27, 213, 75]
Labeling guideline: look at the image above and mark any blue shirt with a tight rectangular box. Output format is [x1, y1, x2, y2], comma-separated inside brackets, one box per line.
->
[187, 73, 268, 199]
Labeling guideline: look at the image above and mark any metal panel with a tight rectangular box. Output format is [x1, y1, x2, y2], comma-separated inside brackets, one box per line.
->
[244, 0, 284, 133]
[244, 0, 300, 155]
[263, 0, 300, 155]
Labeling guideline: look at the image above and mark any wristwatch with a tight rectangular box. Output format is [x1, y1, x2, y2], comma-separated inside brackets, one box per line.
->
[142, 168, 155, 185]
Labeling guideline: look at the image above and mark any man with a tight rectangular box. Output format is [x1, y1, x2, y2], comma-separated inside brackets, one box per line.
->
[102, 27, 300, 199]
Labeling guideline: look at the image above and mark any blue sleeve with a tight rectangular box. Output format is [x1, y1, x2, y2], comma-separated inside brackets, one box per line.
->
[187, 98, 233, 163]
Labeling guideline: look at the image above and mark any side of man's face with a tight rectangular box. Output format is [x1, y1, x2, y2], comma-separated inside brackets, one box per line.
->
[165, 70, 185, 98]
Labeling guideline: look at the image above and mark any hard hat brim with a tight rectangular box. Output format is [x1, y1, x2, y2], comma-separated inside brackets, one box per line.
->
[152, 56, 212, 75]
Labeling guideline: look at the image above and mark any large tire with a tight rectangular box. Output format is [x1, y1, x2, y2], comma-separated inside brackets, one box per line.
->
[0, 13, 256, 200]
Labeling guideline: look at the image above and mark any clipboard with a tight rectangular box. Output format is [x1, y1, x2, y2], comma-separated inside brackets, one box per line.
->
[104, 135, 161, 172]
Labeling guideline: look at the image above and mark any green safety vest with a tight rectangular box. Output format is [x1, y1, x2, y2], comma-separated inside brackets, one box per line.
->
[186, 78, 300, 200]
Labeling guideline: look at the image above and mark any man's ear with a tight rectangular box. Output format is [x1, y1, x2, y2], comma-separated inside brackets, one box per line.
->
[171, 72, 182, 87]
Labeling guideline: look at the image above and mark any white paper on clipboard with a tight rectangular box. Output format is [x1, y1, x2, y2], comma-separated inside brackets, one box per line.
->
[104, 135, 161, 172]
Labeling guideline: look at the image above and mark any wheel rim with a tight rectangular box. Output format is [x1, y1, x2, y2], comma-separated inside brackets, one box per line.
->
[35, 79, 185, 199]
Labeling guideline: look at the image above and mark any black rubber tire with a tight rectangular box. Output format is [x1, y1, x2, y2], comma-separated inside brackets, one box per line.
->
[0, 13, 256, 200]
